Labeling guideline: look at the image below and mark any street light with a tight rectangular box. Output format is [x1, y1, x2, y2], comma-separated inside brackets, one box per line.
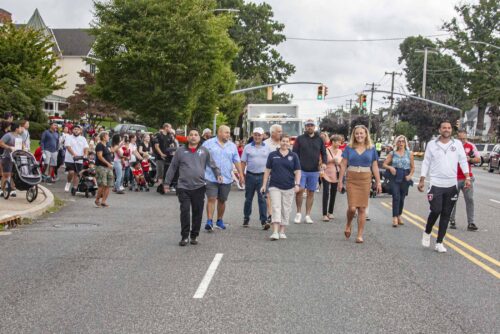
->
[469, 40, 500, 50]
[213, 9, 240, 13]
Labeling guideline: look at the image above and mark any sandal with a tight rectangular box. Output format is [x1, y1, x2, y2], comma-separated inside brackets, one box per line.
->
[100, 203, 109, 208]
[355, 238, 364, 244]
[392, 217, 398, 228]
[323, 215, 330, 222]
[398, 217, 404, 225]
[344, 223, 352, 239]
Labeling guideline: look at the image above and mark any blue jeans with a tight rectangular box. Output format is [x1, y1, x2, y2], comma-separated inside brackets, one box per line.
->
[391, 180, 410, 217]
[244, 172, 267, 223]
[113, 161, 123, 190]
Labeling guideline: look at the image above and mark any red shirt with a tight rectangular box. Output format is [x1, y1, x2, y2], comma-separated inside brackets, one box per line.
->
[141, 160, 150, 172]
[457, 142, 478, 180]
[132, 168, 143, 176]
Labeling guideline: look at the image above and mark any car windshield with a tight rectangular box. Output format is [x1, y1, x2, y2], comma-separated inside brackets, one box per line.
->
[475, 144, 484, 151]
[250, 120, 301, 137]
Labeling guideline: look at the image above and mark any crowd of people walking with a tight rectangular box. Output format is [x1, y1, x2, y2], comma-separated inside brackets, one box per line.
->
[0, 113, 478, 252]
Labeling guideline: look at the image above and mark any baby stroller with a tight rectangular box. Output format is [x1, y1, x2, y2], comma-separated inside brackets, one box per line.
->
[3, 150, 42, 202]
[72, 157, 98, 198]
[370, 158, 390, 198]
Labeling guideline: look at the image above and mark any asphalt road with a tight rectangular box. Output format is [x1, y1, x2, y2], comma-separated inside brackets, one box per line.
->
[0, 164, 498, 334]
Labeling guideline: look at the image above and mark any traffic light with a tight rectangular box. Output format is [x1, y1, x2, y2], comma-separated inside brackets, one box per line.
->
[317, 85, 325, 100]
[324, 86, 328, 97]
[362, 94, 367, 108]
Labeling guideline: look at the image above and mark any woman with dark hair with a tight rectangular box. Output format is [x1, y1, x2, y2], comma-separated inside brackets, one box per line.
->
[0, 121, 11, 183]
[322, 135, 342, 221]
[111, 134, 124, 194]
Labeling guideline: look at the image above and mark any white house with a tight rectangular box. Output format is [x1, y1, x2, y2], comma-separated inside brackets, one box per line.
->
[2, 8, 96, 117]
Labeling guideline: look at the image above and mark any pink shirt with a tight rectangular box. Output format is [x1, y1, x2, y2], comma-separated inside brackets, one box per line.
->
[323, 147, 342, 183]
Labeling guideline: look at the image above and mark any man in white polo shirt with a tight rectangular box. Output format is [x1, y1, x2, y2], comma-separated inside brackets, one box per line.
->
[64, 125, 89, 194]
[418, 120, 470, 253]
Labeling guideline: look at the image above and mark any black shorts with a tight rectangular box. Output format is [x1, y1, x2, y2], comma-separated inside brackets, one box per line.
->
[65, 162, 83, 173]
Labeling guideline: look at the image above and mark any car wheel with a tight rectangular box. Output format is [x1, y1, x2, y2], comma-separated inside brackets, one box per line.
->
[488, 161, 494, 173]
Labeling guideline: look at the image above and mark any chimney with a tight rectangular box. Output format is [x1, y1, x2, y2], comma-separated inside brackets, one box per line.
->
[0, 8, 12, 24]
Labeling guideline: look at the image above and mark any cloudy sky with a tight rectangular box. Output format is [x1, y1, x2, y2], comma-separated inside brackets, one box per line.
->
[5, 0, 462, 119]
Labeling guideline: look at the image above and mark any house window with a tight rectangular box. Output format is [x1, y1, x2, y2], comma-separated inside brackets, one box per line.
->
[90, 64, 96, 74]
[44, 102, 54, 111]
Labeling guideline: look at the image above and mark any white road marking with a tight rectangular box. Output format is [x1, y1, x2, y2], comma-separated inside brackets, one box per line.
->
[0, 231, 12, 236]
[193, 253, 224, 299]
[489, 199, 500, 204]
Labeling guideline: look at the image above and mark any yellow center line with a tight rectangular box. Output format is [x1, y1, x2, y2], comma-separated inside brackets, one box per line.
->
[380, 202, 500, 279]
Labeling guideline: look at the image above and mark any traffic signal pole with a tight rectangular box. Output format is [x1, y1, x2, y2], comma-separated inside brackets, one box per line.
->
[366, 82, 379, 133]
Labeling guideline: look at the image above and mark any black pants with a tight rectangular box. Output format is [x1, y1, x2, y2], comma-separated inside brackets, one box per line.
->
[322, 180, 338, 215]
[177, 186, 206, 239]
[425, 185, 458, 243]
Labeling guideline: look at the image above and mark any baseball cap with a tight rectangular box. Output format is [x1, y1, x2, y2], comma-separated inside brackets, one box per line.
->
[304, 119, 315, 126]
[253, 127, 264, 134]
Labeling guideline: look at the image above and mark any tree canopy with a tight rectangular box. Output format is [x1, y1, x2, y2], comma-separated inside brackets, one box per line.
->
[91, 0, 238, 127]
[441, 0, 500, 132]
[0, 23, 63, 122]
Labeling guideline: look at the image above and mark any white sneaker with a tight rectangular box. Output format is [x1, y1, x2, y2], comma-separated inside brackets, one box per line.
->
[435, 243, 447, 253]
[305, 215, 314, 224]
[279, 232, 287, 239]
[10, 191, 16, 197]
[270, 232, 279, 240]
[119, 186, 125, 191]
[64, 182, 71, 192]
[294, 213, 302, 224]
[422, 232, 431, 248]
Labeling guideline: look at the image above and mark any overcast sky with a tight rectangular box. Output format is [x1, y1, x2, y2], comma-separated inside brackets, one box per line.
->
[5, 0, 462, 119]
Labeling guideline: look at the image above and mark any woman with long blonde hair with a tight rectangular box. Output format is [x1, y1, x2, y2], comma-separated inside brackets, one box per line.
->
[382, 135, 414, 227]
[337, 125, 381, 243]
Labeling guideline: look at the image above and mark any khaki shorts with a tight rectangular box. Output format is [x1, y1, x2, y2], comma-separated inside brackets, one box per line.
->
[96, 166, 114, 187]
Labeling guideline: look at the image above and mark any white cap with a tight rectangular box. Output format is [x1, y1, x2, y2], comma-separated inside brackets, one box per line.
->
[253, 127, 265, 135]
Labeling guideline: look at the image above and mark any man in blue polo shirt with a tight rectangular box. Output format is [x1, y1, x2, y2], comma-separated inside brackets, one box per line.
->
[40, 122, 60, 183]
[241, 127, 271, 229]
[203, 125, 245, 231]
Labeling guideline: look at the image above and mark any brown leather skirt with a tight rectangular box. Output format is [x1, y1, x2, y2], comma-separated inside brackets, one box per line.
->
[346, 171, 372, 208]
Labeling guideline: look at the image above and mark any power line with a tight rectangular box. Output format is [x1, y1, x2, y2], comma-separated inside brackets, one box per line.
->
[285, 33, 449, 43]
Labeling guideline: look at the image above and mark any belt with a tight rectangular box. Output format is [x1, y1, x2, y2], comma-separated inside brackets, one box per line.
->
[347, 166, 371, 173]
[246, 171, 264, 175]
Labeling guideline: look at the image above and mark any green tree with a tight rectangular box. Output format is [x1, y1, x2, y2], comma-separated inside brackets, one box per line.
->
[0, 23, 63, 122]
[66, 70, 124, 128]
[394, 98, 459, 149]
[398, 36, 466, 107]
[441, 0, 500, 134]
[91, 0, 238, 127]
[215, 1, 296, 126]
[394, 121, 417, 141]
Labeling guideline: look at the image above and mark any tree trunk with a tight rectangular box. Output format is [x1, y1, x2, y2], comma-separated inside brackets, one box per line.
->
[476, 98, 486, 134]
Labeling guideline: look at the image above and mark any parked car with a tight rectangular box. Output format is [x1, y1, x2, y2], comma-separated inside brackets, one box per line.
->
[488, 144, 500, 173]
[110, 124, 148, 137]
[472, 143, 496, 166]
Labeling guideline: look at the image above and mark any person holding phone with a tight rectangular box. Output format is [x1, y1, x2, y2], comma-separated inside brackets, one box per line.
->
[261, 134, 301, 240]
[322, 135, 343, 221]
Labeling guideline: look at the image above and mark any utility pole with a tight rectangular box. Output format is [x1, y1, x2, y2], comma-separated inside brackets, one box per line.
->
[415, 47, 438, 99]
[365, 83, 379, 133]
[346, 99, 353, 134]
[385, 71, 402, 140]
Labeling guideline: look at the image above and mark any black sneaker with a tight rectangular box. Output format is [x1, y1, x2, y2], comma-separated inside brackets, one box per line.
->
[266, 215, 272, 224]
[179, 238, 189, 246]
[190, 238, 198, 245]
[467, 223, 478, 231]
[449, 221, 457, 229]
[243, 218, 249, 227]
[262, 222, 271, 230]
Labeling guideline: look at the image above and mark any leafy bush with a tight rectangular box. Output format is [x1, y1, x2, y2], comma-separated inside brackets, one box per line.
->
[28, 121, 48, 140]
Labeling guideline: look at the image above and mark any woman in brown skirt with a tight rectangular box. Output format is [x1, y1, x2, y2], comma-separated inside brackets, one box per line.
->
[337, 125, 382, 243]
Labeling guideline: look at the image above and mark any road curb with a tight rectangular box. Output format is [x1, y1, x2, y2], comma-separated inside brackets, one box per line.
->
[0, 185, 54, 223]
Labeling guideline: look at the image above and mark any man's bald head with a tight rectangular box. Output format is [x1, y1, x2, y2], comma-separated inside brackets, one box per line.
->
[217, 125, 231, 142]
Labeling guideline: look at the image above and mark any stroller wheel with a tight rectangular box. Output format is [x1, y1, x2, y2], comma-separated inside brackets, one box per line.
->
[26, 186, 38, 203]
[91, 190, 96, 197]
[3, 181, 11, 200]
[85, 190, 89, 198]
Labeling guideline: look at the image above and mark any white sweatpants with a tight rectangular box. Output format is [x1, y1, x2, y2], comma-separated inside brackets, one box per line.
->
[269, 187, 295, 226]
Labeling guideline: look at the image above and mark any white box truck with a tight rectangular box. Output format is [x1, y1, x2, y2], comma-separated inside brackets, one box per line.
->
[243, 104, 303, 141]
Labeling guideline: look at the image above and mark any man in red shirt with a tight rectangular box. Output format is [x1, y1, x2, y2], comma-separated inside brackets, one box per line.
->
[450, 129, 480, 231]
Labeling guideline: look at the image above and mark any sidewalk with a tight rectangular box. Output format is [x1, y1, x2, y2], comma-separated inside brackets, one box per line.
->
[0, 185, 54, 224]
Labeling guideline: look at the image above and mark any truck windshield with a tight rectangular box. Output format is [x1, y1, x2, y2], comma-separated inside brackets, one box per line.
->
[251, 121, 301, 137]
